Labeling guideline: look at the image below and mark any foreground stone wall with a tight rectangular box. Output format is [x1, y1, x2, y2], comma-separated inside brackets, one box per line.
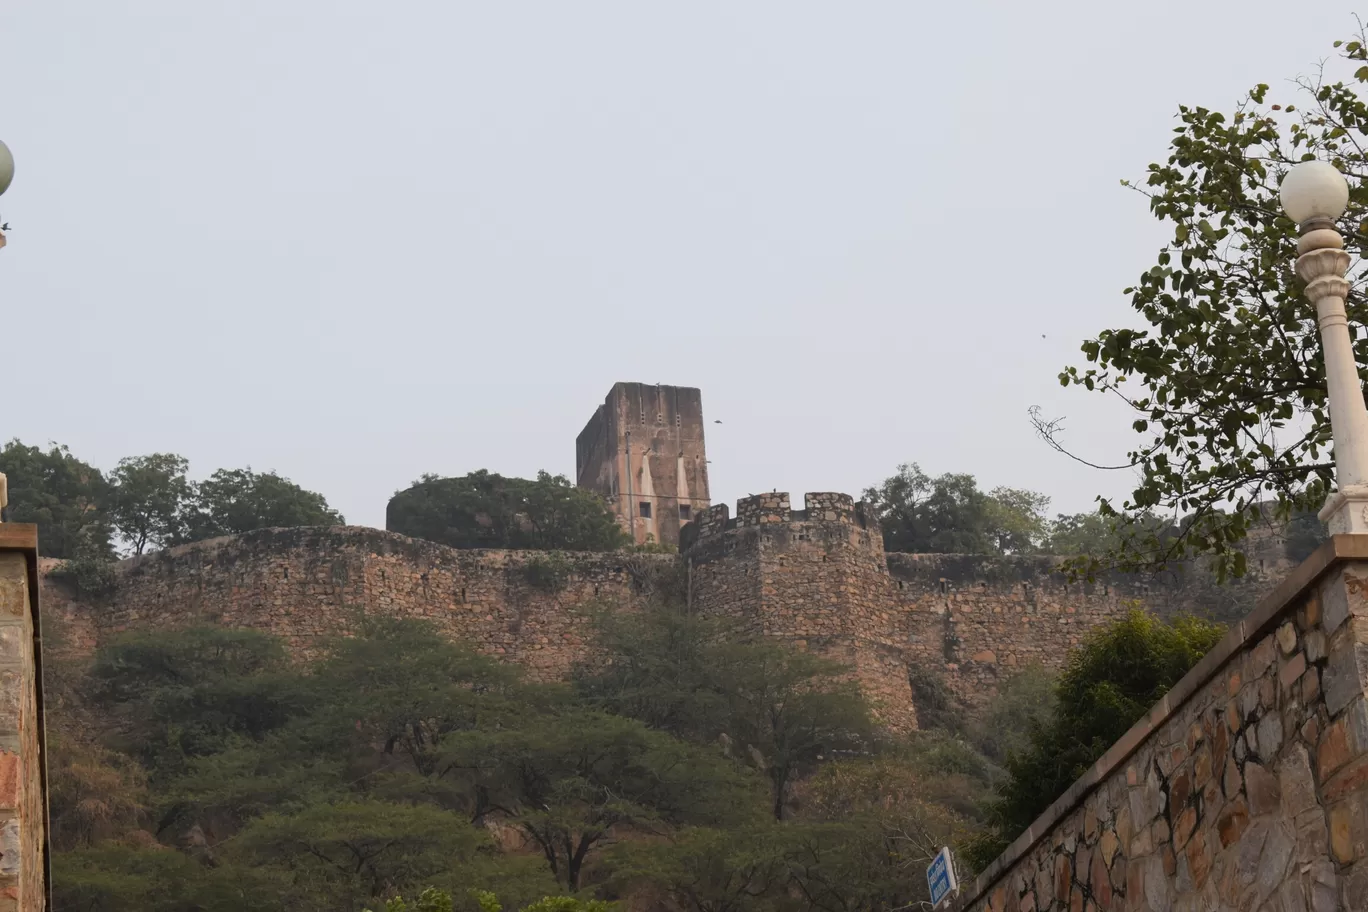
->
[952, 536, 1368, 911]
[0, 524, 48, 912]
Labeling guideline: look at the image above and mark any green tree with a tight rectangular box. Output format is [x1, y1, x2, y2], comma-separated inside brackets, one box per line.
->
[984, 487, 1051, 554]
[387, 471, 627, 552]
[1042, 28, 1368, 579]
[968, 664, 1056, 766]
[576, 605, 734, 743]
[306, 618, 525, 781]
[0, 438, 113, 558]
[605, 825, 788, 912]
[108, 453, 191, 555]
[443, 709, 762, 891]
[87, 627, 305, 781]
[229, 801, 486, 910]
[53, 843, 288, 912]
[863, 464, 1050, 555]
[967, 610, 1223, 870]
[713, 644, 874, 821]
[175, 467, 343, 544]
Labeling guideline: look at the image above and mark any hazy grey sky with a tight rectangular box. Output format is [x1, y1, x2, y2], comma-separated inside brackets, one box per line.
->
[2, 2, 1361, 528]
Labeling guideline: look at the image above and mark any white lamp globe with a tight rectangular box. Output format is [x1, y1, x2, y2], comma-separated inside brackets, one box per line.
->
[0, 141, 11, 198]
[1280, 160, 1349, 224]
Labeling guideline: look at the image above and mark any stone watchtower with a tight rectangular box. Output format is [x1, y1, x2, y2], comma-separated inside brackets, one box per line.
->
[680, 492, 917, 731]
[575, 383, 710, 548]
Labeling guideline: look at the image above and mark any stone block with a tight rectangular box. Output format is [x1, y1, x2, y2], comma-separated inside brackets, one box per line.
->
[1244, 761, 1280, 817]
[1099, 829, 1119, 868]
[1255, 712, 1284, 758]
[1323, 640, 1368, 716]
[1279, 651, 1306, 690]
[1279, 745, 1318, 816]
[1324, 570, 1350, 634]
[1319, 716, 1352, 780]
[1217, 797, 1250, 849]
[0, 820, 17, 877]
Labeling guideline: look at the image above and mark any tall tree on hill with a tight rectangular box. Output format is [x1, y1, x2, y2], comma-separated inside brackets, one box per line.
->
[0, 439, 113, 559]
[387, 470, 628, 552]
[108, 453, 192, 555]
[174, 467, 343, 544]
[1039, 28, 1368, 580]
[863, 463, 1051, 555]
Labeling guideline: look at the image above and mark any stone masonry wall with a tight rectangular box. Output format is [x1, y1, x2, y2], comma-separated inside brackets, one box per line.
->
[890, 553, 1272, 713]
[952, 538, 1368, 912]
[43, 503, 1284, 732]
[43, 526, 673, 682]
[0, 531, 47, 912]
[684, 493, 919, 731]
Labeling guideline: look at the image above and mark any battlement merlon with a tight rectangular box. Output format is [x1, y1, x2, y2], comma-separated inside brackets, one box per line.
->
[680, 492, 880, 549]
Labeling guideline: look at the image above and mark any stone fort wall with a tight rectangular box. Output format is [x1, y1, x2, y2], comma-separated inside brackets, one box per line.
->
[39, 494, 1281, 729]
[40, 526, 675, 682]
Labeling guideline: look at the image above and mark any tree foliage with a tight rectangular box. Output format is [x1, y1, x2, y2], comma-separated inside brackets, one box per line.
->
[108, 454, 191, 556]
[1045, 29, 1368, 579]
[387, 471, 628, 552]
[175, 467, 344, 543]
[965, 610, 1224, 870]
[0, 439, 113, 558]
[863, 463, 1052, 555]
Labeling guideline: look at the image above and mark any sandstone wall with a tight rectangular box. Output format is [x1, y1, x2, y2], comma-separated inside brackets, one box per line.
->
[43, 526, 673, 681]
[952, 537, 1368, 911]
[41, 507, 1286, 732]
[685, 493, 918, 730]
[890, 553, 1272, 712]
[0, 527, 48, 912]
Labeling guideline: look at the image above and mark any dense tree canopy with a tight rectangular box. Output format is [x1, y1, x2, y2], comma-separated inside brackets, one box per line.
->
[862, 463, 1053, 555]
[174, 467, 344, 543]
[1042, 30, 1368, 579]
[0, 438, 343, 561]
[0, 439, 113, 558]
[46, 600, 996, 910]
[387, 471, 628, 552]
[107, 454, 191, 556]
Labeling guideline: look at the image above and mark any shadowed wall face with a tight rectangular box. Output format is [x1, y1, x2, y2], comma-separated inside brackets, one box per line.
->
[575, 382, 709, 548]
[0, 531, 47, 912]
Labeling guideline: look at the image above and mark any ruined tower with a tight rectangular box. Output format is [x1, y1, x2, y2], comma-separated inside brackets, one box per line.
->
[575, 382, 710, 548]
[680, 492, 918, 731]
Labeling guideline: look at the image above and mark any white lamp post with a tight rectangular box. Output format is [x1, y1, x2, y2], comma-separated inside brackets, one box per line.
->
[1280, 160, 1368, 533]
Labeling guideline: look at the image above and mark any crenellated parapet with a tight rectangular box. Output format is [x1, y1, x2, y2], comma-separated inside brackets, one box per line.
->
[680, 492, 881, 553]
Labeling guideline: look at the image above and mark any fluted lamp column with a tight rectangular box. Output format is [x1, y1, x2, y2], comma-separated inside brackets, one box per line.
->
[1280, 161, 1368, 533]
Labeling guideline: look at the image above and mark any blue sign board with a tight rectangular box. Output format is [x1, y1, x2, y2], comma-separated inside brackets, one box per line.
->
[927, 846, 958, 907]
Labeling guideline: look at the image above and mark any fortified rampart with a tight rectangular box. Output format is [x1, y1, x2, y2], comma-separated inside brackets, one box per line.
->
[40, 526, 674, 682]
[683, 492, 918, 729]
[39, 493, 1283, 733]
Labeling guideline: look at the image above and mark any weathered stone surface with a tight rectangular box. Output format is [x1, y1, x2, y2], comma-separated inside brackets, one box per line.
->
[1245, 761, 1281, 817]
[1280, 745, 1318, 816]
[1277, 622, 1297, 654]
